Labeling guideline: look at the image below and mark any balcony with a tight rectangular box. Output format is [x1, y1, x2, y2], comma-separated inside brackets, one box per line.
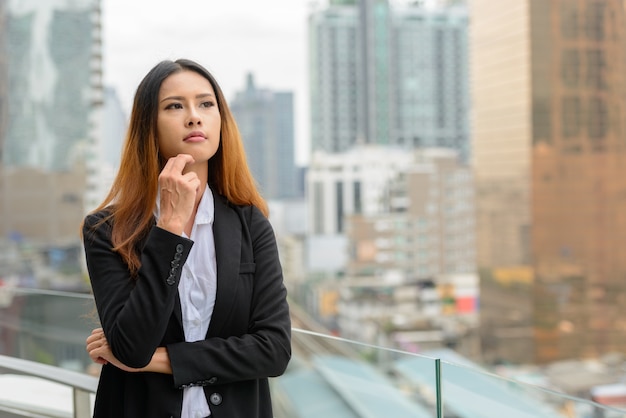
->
[0, 287, 624, 418]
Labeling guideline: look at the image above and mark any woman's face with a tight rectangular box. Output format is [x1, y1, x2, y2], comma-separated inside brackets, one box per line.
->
[157, 70, 221, 165]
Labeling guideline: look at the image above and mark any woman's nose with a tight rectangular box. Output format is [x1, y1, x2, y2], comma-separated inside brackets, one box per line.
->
[187, 110, 201, 126]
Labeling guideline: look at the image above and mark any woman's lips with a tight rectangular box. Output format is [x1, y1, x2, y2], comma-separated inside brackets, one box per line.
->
[184, 132, 207, 142]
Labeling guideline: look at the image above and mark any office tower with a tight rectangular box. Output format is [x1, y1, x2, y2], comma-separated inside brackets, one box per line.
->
[392, 5, 469, 159]
[230, 73, 300, 200]
[0, 0, 102, 243]
[308, 145, 414, 236]
[307, 145, 475, 266]
[309, 0, 359, 153]
[345, 148, 475, 279]
[308, 0, 469, 157]
[2, 0, 102, 171]
[308, 145, 477, 350]
[357, 0, 392, 146]
[473, 0, 626, 364]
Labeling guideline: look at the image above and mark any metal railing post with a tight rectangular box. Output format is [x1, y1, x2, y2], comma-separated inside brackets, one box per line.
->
[435, 358, 443, 418]
[73, 387, 92, 418]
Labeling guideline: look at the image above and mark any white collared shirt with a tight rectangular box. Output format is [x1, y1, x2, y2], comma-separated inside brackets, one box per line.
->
[155, 184, 216, 418]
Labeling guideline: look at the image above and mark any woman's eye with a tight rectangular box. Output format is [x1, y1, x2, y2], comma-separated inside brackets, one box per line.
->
[200, 101, 214, 108]
[165, 103, 183, 110]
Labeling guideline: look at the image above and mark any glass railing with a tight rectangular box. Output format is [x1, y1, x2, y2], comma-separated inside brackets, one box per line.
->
[1, 287, 625, 418]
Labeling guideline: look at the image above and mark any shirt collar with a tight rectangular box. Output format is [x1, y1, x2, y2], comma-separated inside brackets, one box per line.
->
[154, 183, 214, 225]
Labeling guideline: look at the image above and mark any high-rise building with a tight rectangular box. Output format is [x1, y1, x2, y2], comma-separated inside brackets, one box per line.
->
[309, 1, 359, 153]
[345, 149, 475, 279]
[0, 0, 102, 243]
[472, 0, 626, 364]
[308, 0, 469, 158]
[357, 0, 392, 146]
[2, 0, 102, 171]
[392, 5, 469, 158]
[307, 145, 474, 268]
[230, 73, 300, 200]
[307, 145, 414, 236]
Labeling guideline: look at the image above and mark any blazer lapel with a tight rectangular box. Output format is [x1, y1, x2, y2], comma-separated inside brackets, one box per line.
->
[207, 191, 241, 337]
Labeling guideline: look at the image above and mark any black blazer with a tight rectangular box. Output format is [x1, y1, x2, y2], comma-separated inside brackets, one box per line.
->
[82, 190, 291, 418]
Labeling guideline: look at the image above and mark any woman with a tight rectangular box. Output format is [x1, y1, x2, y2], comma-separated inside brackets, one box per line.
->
[82, 58, 291, 418]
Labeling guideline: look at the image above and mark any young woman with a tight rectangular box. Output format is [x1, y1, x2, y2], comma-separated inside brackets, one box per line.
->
[82, 58, 291, 418]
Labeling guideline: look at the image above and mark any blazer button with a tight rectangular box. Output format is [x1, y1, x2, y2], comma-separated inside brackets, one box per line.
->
[208, 377, 217, 384]
[176, 243, 184, 253]
[166, 275, 175, 285]
[209, 392, 222, 406]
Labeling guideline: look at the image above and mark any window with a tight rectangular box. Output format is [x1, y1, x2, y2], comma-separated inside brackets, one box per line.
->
[586, 49, 606, 90]
[335, 181, 344, 233]
[587, 97, 607, 142]
[560, 3, 579, 39]
[585, 2, 605, 41]
[561, 49, 579, 87]
[562, 96, 581, 138]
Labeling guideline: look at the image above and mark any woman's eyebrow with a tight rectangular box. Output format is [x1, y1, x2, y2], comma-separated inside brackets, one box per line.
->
[160, 93, 215, 103]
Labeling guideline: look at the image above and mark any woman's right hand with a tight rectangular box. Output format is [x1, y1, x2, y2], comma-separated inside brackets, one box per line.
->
[156, 154, 201, 235]
[86, 328, 141, 372]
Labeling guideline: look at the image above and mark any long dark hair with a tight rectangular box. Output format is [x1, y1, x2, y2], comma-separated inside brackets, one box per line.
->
[86, 59, 266, 275]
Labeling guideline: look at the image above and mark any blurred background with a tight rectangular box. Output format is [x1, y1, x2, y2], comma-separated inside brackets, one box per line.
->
[1, 0, 626, 413]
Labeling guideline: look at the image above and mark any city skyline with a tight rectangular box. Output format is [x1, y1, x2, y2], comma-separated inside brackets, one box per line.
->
[102, 0, 313, 164]
[101, 0, 442, 165]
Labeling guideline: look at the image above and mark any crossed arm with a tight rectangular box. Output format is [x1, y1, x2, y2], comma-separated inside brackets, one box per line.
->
[86, 327, 172, 374]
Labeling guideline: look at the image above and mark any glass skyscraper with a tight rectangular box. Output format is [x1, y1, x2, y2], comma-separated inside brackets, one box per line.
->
[230, 73, 300, 200]
[0, 0, 102, 243]
[1, 0, 101, 171]
[308, 0, 469, 159]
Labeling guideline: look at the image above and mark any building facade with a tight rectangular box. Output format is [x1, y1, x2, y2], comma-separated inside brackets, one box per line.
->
[472, 0, 626, 364]
[230, 73, 300, 200]
[392, 5, 469, 159]
[307, 145, 414, 236]
[0, 0, 102, 244]
[309, 1, 359, 153]
[307, 146, 475, 277]
[308, 0, 469, 158]
[345, 149, 475, 279]
[1, 0, 102, 171]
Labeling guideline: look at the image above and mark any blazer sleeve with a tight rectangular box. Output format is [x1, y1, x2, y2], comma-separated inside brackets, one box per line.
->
[167, 205, 292, 388]
[82, 211, 193, 368]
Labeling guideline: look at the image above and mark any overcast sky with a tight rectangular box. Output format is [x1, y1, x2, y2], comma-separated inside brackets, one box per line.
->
[101, 0, 422, 163]
[102, 0, 318, 163]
